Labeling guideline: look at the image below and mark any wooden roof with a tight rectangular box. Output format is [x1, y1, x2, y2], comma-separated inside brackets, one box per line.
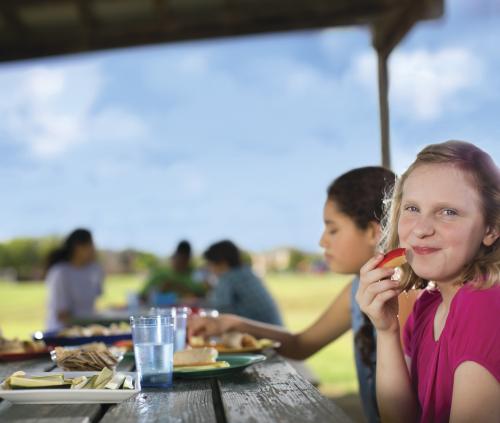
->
[1, 0, 443, 63]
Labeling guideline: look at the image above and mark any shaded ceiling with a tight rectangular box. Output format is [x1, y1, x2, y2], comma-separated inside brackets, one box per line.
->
[1, 0, 443, 63]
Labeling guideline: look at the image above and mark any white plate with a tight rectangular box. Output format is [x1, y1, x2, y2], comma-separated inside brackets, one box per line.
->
[0, 371, 140, 404]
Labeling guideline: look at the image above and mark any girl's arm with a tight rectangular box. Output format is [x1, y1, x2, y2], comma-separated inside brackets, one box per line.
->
[356, 254, 417, 422]
[189, 280, 353, 360]
[450, 361, 500, 423]
[375, 332, 416, 422]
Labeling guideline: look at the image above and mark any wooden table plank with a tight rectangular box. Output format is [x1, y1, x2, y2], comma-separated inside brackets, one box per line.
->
[218, 354, 352, 423]
[100, 379, 218, 423]
[0, 401, 102, 423]
[102, 353, 219, 422]
[0, 358, 55, 378]
[0, 354, 353, 423]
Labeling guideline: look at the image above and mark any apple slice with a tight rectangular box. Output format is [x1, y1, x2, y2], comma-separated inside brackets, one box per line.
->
[377, 248, 407, 268]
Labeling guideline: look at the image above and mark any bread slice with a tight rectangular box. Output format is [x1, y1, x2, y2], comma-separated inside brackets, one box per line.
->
[173, 347, 218, 366]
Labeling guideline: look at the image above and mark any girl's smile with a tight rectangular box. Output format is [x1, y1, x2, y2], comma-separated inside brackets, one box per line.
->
[411, 246, 441, 255]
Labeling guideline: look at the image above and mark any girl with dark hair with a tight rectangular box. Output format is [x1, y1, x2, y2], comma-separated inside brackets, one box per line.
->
[203, 240, 283, 326]
[45, 229, 104, 331]
[190, 166, 413, 423]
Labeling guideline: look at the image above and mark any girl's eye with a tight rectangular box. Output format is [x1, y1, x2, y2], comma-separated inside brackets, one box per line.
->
[329, 229, 338, 235]
[404, 206, 419, 213]
[442, 209, 458, 217]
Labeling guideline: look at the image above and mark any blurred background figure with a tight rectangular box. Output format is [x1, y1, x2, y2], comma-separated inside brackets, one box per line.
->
[45, 229, 104, 331]
[204, 240, 282, 325]
[139, 240, 207, 306]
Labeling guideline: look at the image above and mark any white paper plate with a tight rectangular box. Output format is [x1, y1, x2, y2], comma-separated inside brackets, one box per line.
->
[0, 371, 140, 404]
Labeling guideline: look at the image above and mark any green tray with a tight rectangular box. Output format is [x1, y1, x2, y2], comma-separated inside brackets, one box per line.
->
[173, 354, 266, 379]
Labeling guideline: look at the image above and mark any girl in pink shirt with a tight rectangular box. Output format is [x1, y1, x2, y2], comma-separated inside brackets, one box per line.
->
[356, 140, 500, 422]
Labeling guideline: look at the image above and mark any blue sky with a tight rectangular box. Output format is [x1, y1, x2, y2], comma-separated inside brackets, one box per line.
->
[0, 0, 499, 255]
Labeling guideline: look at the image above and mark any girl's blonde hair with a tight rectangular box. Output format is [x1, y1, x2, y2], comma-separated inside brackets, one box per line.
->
[380, 140, 500, 290]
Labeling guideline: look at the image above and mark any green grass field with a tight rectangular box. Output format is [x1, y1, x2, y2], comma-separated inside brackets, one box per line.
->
[0, 272, 357, 395]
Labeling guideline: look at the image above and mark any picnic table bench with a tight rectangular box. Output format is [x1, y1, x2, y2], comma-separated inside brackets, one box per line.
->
[0, 352, 352, 422]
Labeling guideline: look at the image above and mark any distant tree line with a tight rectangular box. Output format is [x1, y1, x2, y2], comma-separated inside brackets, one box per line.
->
[0, 236, 325, 282]
[0, 236, 162, 281]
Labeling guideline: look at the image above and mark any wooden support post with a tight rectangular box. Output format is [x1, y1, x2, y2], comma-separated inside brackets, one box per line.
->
[377, 49, 391, 170]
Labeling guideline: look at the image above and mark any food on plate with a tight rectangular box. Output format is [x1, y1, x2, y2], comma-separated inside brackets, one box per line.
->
[52, 343, 122, 371]
[173, 347, 229, 370]
[221, 332, 259, 349]
[188, 336, 206, 348]
[0, 368, 134, 390]
[4, 372, 71, 389]
[253, 338, 276, 349]
[0, 333, 46, 355]
[174, 361, 230, 371]
[114, 339, 133, 352]
[174, 347, 218, 366]
[189, 332, 277, 351]
[376, 248, 407, 269]
[57, 323, 130, 338]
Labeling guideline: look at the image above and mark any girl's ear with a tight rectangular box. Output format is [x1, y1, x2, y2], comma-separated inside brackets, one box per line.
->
[366, 221, 381, 247]
[482, 226, 499, 247]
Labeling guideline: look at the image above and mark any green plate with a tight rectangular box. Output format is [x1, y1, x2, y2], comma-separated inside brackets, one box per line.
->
[173, 354, 266, 379]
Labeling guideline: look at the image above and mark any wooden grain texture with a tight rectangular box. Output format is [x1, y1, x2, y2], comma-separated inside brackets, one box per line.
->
[218, 354, 352, 423]
[0, 402, 102, 423]
[0, 354, 353, 423]
[0, 358, 55, 378]
[100, 379, 218, 423]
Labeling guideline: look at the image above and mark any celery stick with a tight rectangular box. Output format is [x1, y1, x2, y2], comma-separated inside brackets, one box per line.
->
[105, 374, 125, 390]
[122, 375, 134, 390]
[94, 368, 114, 389]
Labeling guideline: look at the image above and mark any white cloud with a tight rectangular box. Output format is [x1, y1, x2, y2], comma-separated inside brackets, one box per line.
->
[177, 51, 211, 75]
[25, 67, 66, 101]
[89, 107, 147, 142]
[165, 163, 206, 197]
[285, 64, 323, 96]
[354, 47, 482, 121]
[0, 61, 147, 159]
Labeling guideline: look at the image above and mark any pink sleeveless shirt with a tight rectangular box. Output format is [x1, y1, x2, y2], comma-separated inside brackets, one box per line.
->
[403, 284, 500, 423]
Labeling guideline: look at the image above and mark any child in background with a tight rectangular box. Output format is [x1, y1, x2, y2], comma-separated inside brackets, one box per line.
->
[45, 229, 103, 331]
[203, 240, 283, 326]
[139, 240, 207, 305]
[190, 166, 417, 423]
[356, 141, 500, 422]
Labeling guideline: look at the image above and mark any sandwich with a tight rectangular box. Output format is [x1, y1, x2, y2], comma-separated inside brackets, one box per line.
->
[221, 332, 259, 349]
[173, 347, 229, 371]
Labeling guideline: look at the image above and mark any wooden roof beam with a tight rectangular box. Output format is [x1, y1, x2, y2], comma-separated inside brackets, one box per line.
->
[75, 0, 98, 48]
[153, 0, 178, 31]
[77, 0, 98, 28]
[372, 0, 444, 57]
[0, 4, 26, 37]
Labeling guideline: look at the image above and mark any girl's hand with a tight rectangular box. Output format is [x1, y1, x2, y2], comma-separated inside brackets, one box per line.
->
[355, 253, 402, 333]
[188, 314, 238, 339]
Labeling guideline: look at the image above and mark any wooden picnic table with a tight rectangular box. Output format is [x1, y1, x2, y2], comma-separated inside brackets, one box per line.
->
[0, 352, 352, 422]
